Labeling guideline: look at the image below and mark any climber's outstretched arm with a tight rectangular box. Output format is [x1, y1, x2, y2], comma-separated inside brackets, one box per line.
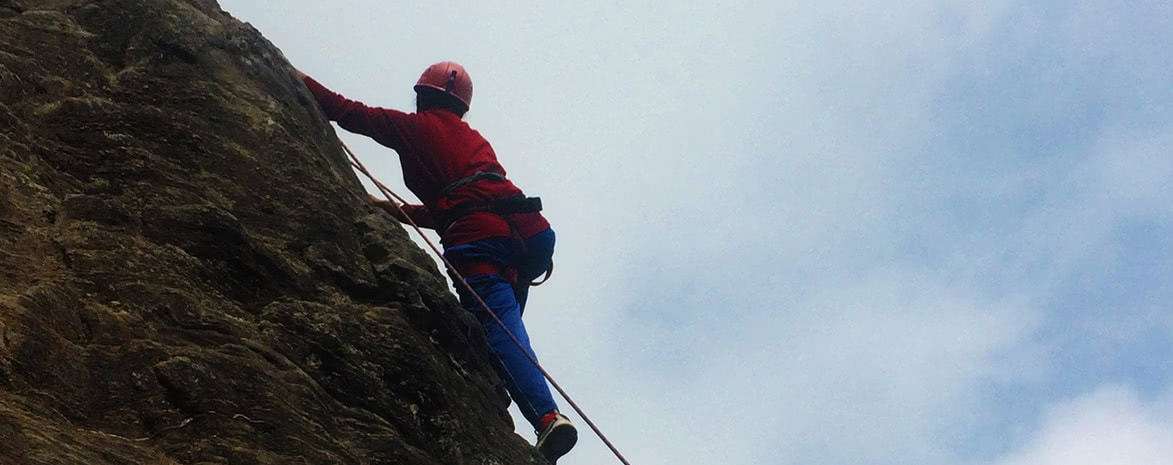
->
[298, 73, 413, 152]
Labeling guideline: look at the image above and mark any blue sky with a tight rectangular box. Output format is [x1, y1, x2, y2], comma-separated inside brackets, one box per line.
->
[218, 1, 1171, 464]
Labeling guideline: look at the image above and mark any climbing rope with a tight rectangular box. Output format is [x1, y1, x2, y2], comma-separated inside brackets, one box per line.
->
[341, 141, 633, 465]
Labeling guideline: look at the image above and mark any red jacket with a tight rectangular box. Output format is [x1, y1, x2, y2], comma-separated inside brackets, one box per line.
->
[303, 76, 550, 246]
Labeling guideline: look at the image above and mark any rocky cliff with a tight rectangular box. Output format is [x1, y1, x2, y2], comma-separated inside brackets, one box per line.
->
[0, 1, 543, 463]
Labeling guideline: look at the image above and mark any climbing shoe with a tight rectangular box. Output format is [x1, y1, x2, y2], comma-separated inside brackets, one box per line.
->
[536, 411, 577, 462]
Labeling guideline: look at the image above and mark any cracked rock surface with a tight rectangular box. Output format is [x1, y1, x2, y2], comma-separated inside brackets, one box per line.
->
[0, 1, 541, 463]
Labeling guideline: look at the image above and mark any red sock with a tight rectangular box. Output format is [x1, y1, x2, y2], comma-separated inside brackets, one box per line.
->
[539, 411, 559, 430]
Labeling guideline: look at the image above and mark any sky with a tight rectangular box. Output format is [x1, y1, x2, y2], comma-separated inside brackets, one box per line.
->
[216, 1, 1172, 464]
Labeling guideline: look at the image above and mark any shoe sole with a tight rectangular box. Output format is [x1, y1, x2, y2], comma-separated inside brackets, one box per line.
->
[538, 423, 578, 463]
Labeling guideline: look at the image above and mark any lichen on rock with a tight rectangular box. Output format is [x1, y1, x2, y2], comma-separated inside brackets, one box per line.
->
[0, 1, 542, 463]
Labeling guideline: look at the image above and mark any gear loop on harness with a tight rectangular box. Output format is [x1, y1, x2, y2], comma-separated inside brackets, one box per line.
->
[530, 261, 553, 287]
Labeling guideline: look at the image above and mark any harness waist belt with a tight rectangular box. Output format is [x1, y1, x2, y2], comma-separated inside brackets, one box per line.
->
[440, 196, 543, 231]
[449, 196, 542, 217]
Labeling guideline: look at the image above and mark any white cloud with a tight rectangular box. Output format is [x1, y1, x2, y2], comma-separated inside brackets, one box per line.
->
[692, 269, 1038, 465]
[1091, 127, 1173, 217]
[989, 386, 1173, 465]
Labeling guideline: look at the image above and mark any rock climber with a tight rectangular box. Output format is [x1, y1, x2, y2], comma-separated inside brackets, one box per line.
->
[293, 62, 577, 462]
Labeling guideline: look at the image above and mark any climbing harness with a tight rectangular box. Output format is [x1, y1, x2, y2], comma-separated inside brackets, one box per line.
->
[437, 170, 551, 285]
[436, 170, 543, 233]
[342, 142, 632, 465]
[436, 195, 544, 234]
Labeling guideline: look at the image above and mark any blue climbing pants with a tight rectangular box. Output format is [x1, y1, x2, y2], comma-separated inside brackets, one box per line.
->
[445, 228, 558, 430]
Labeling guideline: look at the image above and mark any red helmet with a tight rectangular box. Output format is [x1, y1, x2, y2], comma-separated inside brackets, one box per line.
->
[414, 61, 473, 110]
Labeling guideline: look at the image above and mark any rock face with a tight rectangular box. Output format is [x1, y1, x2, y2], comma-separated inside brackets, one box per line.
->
[0, 1, 543, 463]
